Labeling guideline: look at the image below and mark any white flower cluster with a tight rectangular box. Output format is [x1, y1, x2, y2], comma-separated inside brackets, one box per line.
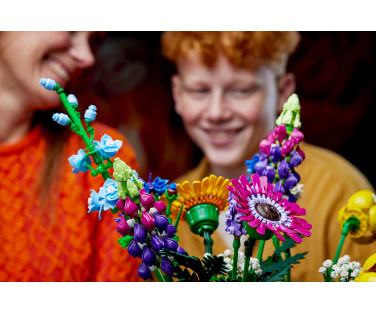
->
[220, 249, 263, 277]
[318, 255, 362, 282]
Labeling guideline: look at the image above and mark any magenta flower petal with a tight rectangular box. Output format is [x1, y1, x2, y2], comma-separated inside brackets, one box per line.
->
[116, 215, 132, 236]
[290, 128, 304, 144]
[141, 211, 155, 232]
[139, 189, 155, 210]
[275, 124, 287, 142]
[154, 201, 166, 215]
[256, 221, 266, 235]
[116, 198, 124, 211]
[124, 197, 139, 218]
[259, 139, 272, 156]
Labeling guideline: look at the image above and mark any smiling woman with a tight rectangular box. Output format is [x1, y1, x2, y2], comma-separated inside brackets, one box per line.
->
[0, 31, 141, 282]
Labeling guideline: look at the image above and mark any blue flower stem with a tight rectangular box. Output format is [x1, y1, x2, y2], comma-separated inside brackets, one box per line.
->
[257, 240, 265, 261]
[242, 237, 256, 282]
[54, 84, 111, 181]
[231, 236, 241, 280]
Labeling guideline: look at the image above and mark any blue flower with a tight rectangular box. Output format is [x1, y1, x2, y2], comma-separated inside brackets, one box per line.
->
[94, 134, 123, 158]
[88, 179, 119, 220]
[52, 113, 70, 126]
[84, 105, 97, 122]
[245, 154, 260, 174]
[40, 78, 56, 90]
[68, 149, 91, 174]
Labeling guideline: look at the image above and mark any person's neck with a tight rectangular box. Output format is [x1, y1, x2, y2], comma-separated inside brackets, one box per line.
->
[0, 91, 33, 144]
[209, 163, 248, 180]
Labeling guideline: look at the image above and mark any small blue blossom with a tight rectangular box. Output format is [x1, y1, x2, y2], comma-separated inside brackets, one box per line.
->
[52, 113, 70, 126]
[68, 149, 91, 174]
[88, 179, 119, 220]
[84, 105, 97, 122]
[94, 134, 123, 158]
[40, 78, 56, 90]
[67, 94, 78, 108]
[245, 154, 260, 174]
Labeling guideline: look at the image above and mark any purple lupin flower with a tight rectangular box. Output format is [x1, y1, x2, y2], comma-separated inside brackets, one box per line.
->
[274, 181, 286, 194]
[134, 223, 147, 243]
[150, 233, 164, 252]
[254, 159, 268, 175]
[281, 139, 295, 157]
[165, 224, 176, 238]
[127, 238, 142, 258]
[153, 213, 169, 233]
[163, 236, 178, 251]
[137, 262, 153, 280]
[161, 256, 174, 277]
[142, 246, 157, 266]
[225, 197, 247, 236]
[284, 172, 299, 189]
[177, 246, 187, 255]
[269, 144, 282, 163]
[277, 159, 290, 179]
[289, 150, 303, 167]
[290, 128, 304, 144]
[262, 166, 275, 183]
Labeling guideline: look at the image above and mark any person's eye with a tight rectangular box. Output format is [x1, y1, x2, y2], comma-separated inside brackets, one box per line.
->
[228, 86, 260, 97]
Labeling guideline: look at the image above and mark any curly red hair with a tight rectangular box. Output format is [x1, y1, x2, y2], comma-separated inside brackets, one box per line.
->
[161, 31, 300, 72]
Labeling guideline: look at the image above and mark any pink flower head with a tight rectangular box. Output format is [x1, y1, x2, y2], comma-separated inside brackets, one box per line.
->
[139, 189, 155, 210]
[141, 211, 155, 232]
[274, 124, 287, 143]
[123, 197, 139, 218]
[267, 130, 276, 144]
[281, 139, 295, 157]
[259, 139, 272, 156]
[290, 128, 304, 145]
[227, 174, 311, 244]
[116, 215, 132, 236]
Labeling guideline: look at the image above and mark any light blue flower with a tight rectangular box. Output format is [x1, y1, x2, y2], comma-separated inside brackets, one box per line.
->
[94, 134, 123, 158]
[68, 149, 92, 174]
[84, 105, 97, 122]
[88, 179, 119, 220]
[40, 78, 56, 90]
[67, 94, 78, 108]
[52, 113, 70, 126]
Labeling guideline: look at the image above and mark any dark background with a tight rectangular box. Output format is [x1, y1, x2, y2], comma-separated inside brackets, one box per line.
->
[73, 31, 376, 188]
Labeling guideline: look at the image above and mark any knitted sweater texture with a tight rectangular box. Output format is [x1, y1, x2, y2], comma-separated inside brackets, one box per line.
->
[0, 122, 141, 281]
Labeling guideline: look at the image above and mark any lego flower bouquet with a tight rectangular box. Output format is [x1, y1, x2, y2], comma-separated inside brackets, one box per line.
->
[40, 77, 373, 282]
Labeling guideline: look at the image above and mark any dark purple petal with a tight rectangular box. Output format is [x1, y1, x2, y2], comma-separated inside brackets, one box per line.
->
[163, 236, 178, 251]
[127, 238, 142, 258]
[289, 150, 303, 167]
[274, 181, 286, 194]
[166, 224, 176, 238]
[269, 144, 282, 163]
[134, 223, 147, 243]
[177, 246, 187, 255]
[254, 160, 268, 176]
[284, 172, 299, 189]
[153, 213, 169, 233]
[262, 167, 275, 183]
[161, 256, 174, 277]
[142, 246, 157, 266]
[137, 262, 153, 280]
[151, 233, 164, 251]
[277, 159, 290, 179]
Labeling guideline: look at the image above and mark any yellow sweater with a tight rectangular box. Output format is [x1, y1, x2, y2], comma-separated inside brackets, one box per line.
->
[174, 142, 375, 282]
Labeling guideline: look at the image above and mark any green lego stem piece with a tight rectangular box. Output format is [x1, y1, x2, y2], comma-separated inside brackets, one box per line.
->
[257, 239, 266, 261]
[284, 248, 292, 282]
[202, 230, 213, 254]
[242, 237, 256, 282]
[231, 236, 241, 280]
[173, 204, 185, 229]
[333, 217, 360, 265]
[53, 83, 111, 181]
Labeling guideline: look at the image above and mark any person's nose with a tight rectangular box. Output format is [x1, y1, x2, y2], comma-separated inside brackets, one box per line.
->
[69, 32, 95, 69]
[206, 90, 232, 122]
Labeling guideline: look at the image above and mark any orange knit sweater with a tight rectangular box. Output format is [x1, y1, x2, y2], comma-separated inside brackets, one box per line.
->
[0, 122, 141, 281]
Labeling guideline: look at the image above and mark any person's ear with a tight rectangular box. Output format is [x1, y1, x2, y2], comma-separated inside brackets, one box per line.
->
[277, 73, 296, 113]
[172, 75, 183, 115]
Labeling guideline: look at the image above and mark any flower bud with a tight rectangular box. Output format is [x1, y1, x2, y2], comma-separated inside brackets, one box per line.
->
[134, 223, 147, 243]
[116, 215, 132, 236]
[275, 124, 287, 142]
[177, 246, 187, 255]
[139, 189, 155, 210]
[67, 94, 78, 108]
[154, 201, 167, 215]
[166, 224, 176, 238]
[161, 256, 174, 277]
[153, 213, 169, 232]
[137, 262, 153, 281]
[84, 105, 97, 122]
[259, 139, 271, 156]
[163, 236, 178, 251]
[290, 128, 304, 144]
[116, 198, 124, 211]
[123, 197, 139, 218]
[151, 234, 164, 252]
[127, 238, 142, 258]
[142, 246, 157, 266]
[141, 211, 155, 232]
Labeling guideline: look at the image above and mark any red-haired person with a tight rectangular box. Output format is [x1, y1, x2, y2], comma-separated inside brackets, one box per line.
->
[162, 31, 374, 281]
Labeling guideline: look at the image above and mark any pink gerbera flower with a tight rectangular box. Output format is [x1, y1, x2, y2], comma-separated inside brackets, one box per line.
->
[227, 174, 312, 243]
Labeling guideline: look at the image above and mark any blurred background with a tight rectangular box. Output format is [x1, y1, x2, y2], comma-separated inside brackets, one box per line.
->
[72, 31, 376, 188]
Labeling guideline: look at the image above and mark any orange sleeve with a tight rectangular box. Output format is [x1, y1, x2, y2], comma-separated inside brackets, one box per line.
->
[90, 123, 142, 281]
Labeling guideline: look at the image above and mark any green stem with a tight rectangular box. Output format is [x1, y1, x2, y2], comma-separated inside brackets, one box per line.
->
[173, 204, 185, 229]
[284, 248, 291, 282]
[202, 230, 213, 254]
[242, 237, 256, 282]
[154, 268, 167, 282]
[257, 240, 265, 261]
[231, 236, 241, 280]
[333, 222, 352, 264]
